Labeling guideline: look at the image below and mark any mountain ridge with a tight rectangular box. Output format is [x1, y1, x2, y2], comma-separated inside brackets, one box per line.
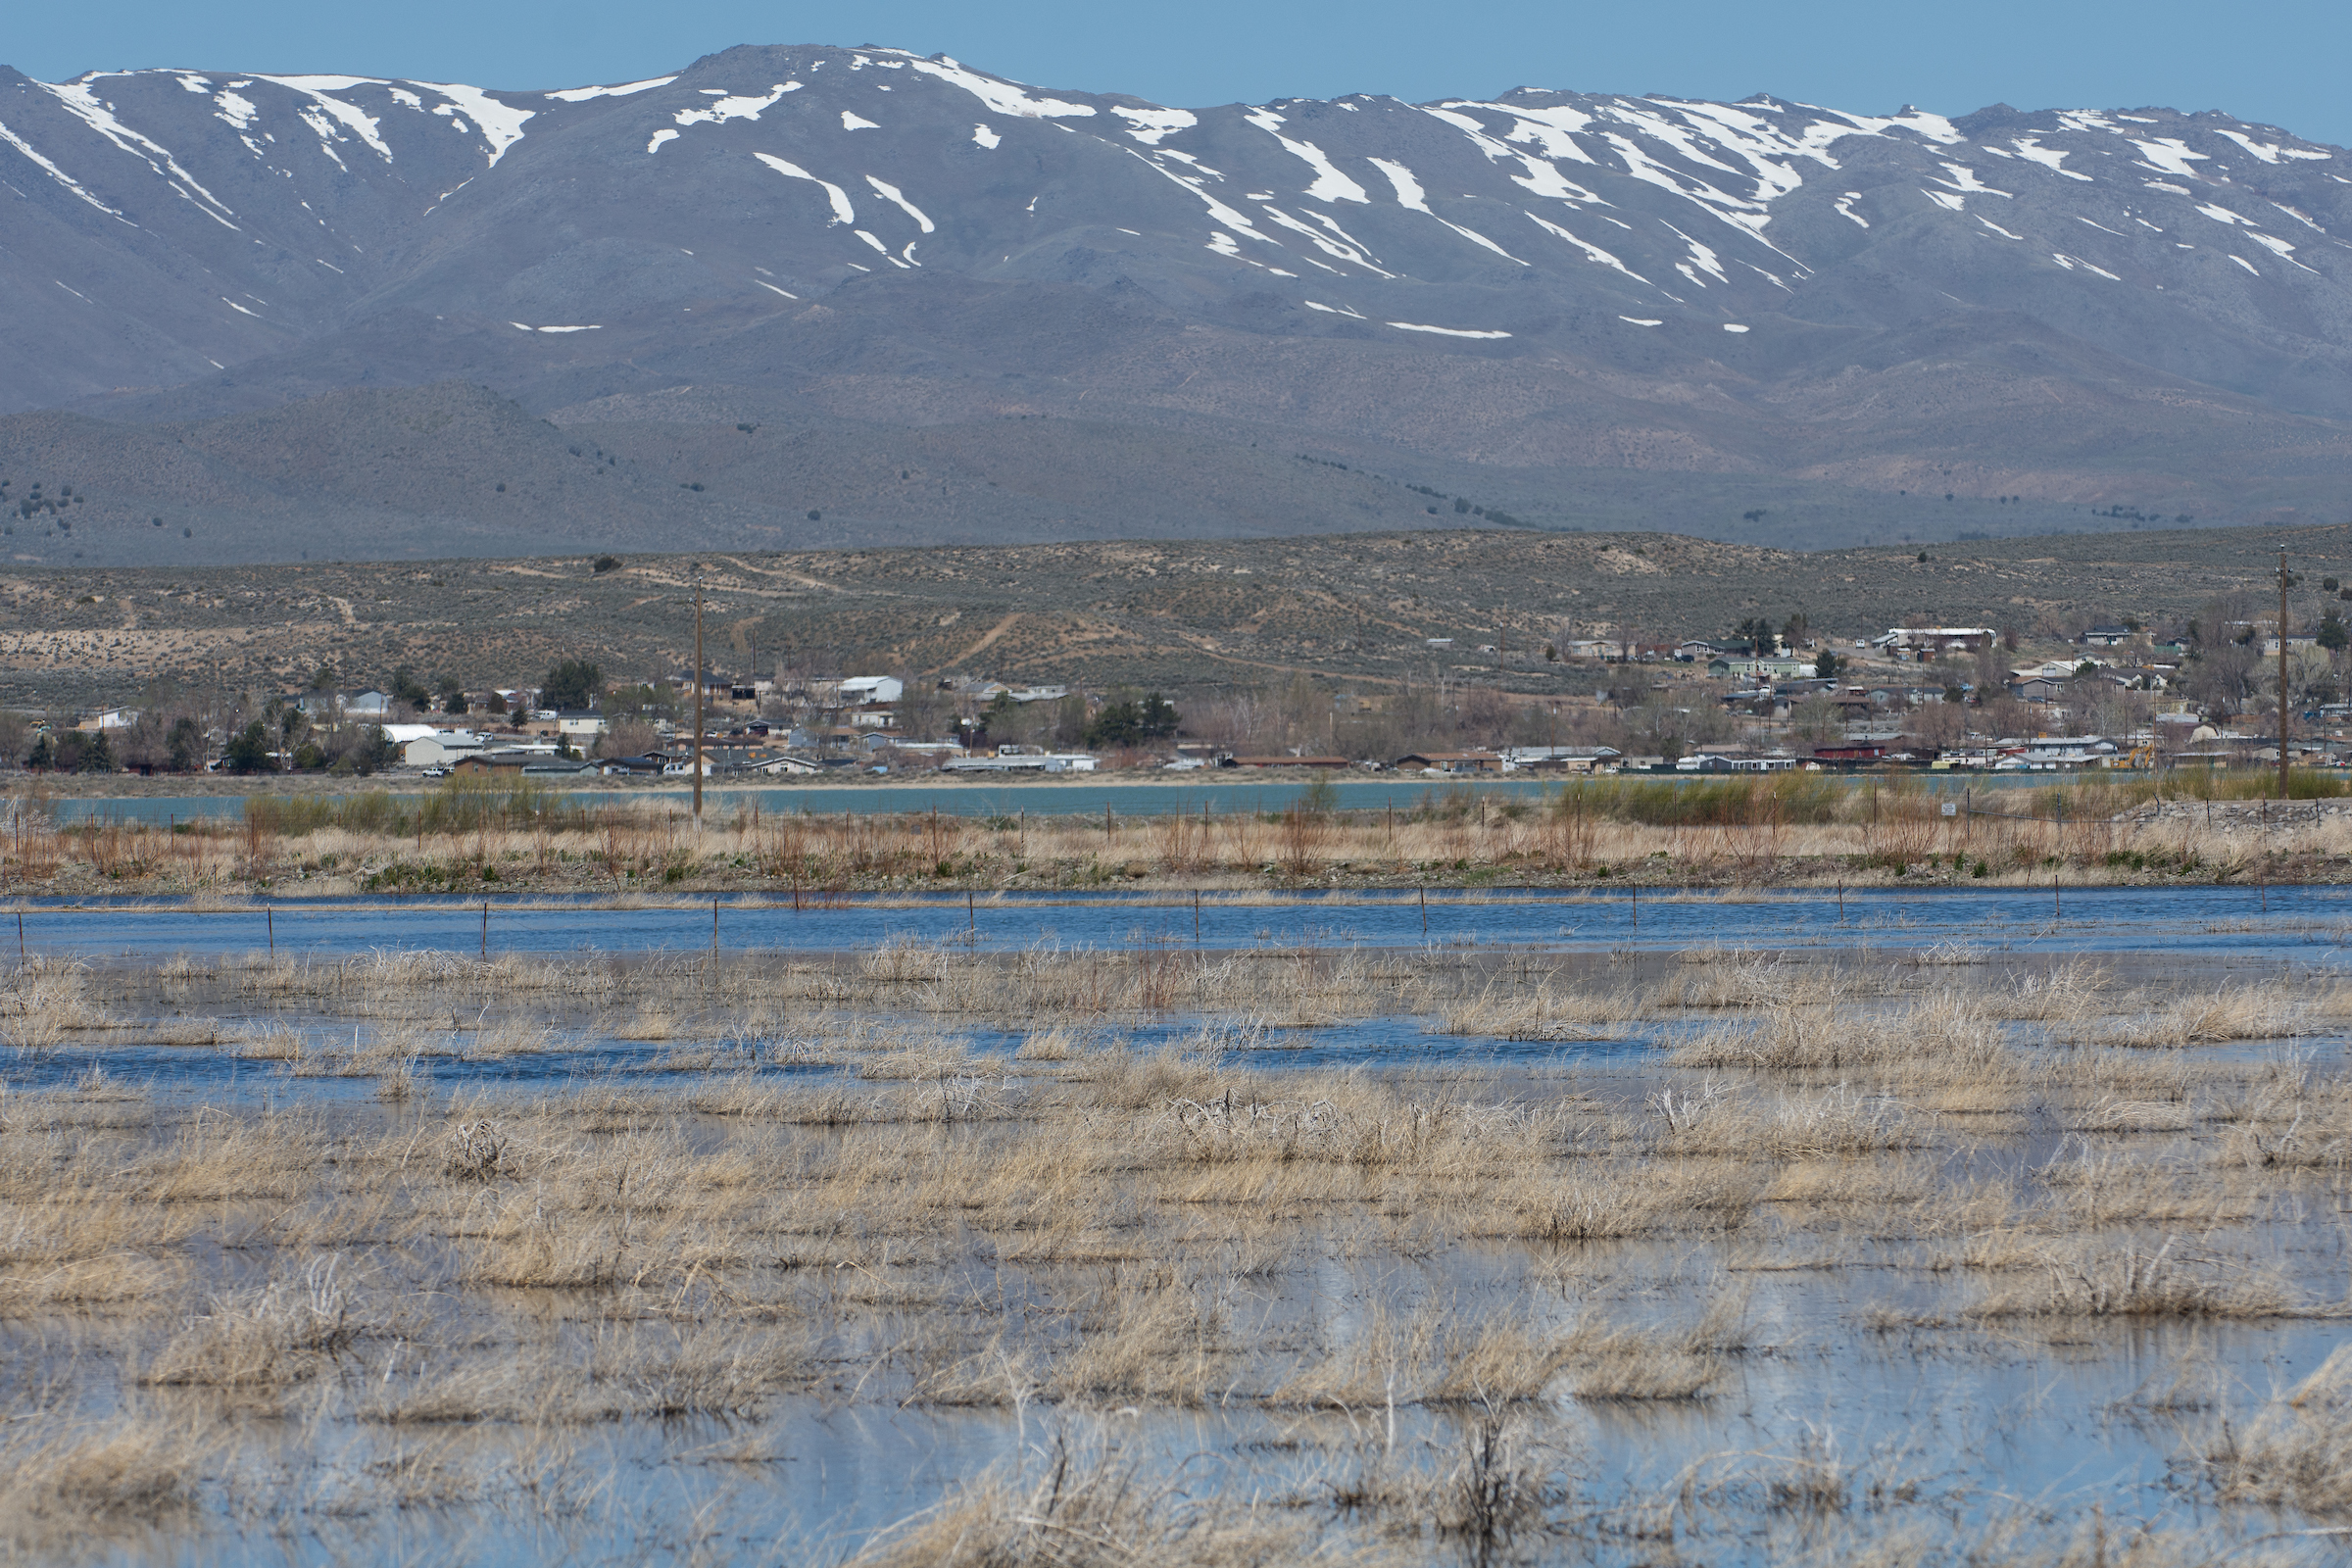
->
[2, 45, 2348, 564]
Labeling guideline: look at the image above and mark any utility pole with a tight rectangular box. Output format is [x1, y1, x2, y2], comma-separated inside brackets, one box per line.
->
[2279, 549, 2290, 803]
[693, 582, 705, 822]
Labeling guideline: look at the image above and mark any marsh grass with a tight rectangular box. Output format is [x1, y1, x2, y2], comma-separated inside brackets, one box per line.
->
[6, 942, 2352, 1559]
[2208, 1344, 2352, 1516]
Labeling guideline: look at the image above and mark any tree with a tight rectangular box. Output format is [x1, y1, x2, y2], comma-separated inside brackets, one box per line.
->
[2319, 613, 2349, 653]
[348, 726, 395, 773]
[1789, 693, 1841, 749]
[443, 691, 469, 715]
[541, 660, 603, 711]
[168, 717, 202, 772]
[1082, 691, 1182, 751]
[309, 664, 337, 693]
[223, 720, 272, 773]
[594, 720, 662, 760]
[1735, 616, 1777, 657]
[389, 666, 433, 711]
[1814, 649, 1843, 681]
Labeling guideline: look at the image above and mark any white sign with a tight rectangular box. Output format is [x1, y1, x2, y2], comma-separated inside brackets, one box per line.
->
[1940, 802, 1958, 816]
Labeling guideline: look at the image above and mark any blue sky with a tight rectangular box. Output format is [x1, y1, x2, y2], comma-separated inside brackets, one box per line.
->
[14, 0, 2351, 146]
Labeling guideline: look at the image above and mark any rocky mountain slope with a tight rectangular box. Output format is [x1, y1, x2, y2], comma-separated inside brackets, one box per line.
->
[2, 46, 2348, 563]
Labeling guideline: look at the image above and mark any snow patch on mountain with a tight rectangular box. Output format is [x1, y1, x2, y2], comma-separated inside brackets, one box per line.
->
[890, 53, 1096, 120]
[1243, 110, 1368, 203]
[674, 84, 799, 129]
[1113, 106, 1195, 145]
[544, 76, 676, 102]
[0, 116, 126, 218]
[2132, 138, 2210, 180]
[45, 79, 240, 225]
[865, 175, 934, 231]
[1523, 209, 1646, 280]
[2007, 137, 2092, 181]
[1389, 320, 1511, 338]
[755, 153, 856, 224]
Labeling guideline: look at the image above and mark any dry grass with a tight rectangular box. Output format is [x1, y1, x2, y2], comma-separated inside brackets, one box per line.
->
[850, 1426, 1323, 1567]
[2208, 1344, 2352, 1516]
[3, 938, 2350, 1559]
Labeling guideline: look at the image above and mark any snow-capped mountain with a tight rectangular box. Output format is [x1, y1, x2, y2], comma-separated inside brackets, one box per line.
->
[3, 44, 2350, 561]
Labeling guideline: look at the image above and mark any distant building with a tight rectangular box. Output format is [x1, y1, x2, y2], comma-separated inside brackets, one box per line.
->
[1499, 746, 1620, 772]
[401, 730, 491, 768]
[942, 751, 1097, 773]
[2080, 625, 2137, 648]
[1395, 751, 1503, 774]
[1226, 755, 1350, 769]
[1709, 655, 1810, 680]
[1873, 627, 1996, 654]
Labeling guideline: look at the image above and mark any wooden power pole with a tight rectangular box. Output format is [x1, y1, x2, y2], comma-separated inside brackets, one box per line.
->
[2279, 550, 2291, 802]
[691, 585, 701, 827]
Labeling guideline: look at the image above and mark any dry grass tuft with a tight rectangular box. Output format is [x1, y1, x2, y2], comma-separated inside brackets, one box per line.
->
[850, 1426, 1319, 1567]
[2207, 1343, 2352, 1515]
[140, 1259, 362, 1389]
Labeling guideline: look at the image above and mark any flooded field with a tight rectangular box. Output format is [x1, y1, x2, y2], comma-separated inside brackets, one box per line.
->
[4, 893, 2352, 1563]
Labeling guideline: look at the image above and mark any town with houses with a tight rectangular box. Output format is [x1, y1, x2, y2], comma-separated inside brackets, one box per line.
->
[28, 601, 2350, 783]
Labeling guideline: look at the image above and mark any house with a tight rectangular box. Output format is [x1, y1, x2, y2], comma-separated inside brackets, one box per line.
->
[344, 691, 392, 717]
[2080, 625, 2137, 648]
[1395, 751, 1504, 774]
[836, 675, 905, 706]
[941, 751, 1099, 773]
[1707, 655, 1811, 680]
[1424, 637, 1455, 650]
[1226, 755, 1351, 768]
[556, 711, 608, 738]
[743, 753, 822, 775]
[1499, 746, 1621, 772]
[1873, 627, 1996, 654]
[401, 730, 491, 768]
[1813, 743, 1887, 764]
[452, 749, 588, 775]
[2008, 675, 2069, 703]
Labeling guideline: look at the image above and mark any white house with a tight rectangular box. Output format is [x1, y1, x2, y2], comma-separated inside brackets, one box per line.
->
[345, 691, 392, 717]
[837, 675, 904, 706]
[396, 728, 490, 768]
[557, 712, 609, 738]
[1874, 627, 1997, 653]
